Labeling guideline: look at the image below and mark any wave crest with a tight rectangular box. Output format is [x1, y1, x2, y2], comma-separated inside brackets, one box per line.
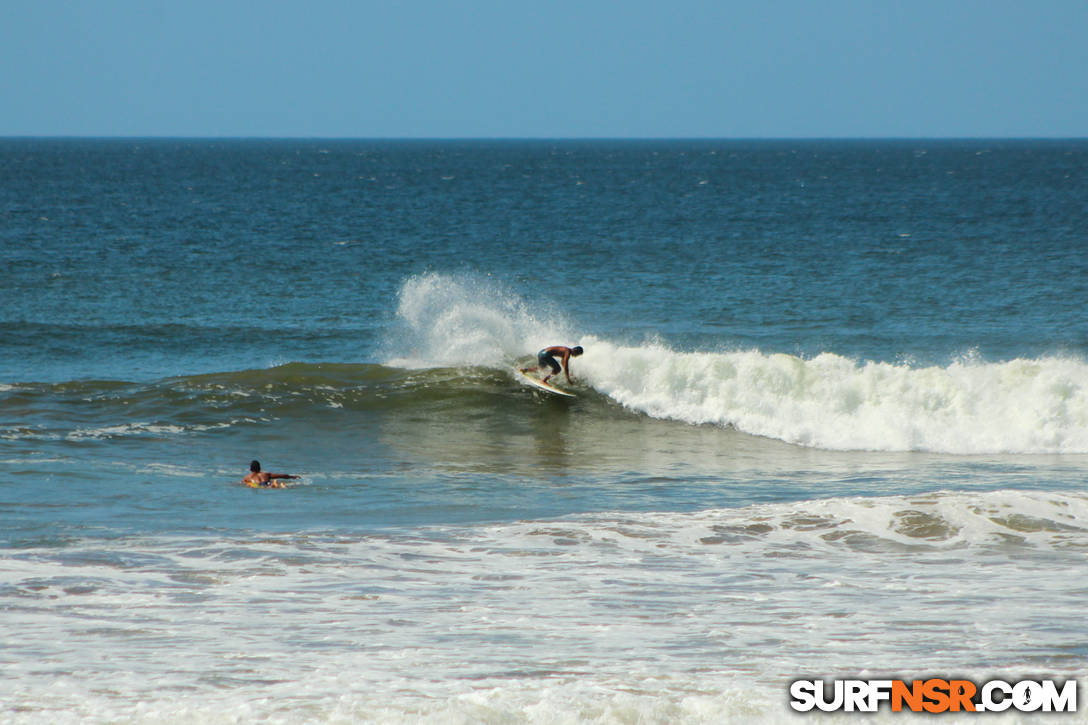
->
[579, 340, 1088, 454]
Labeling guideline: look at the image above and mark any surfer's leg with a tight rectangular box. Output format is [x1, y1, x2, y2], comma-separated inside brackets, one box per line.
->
[541, 355, 561, 382]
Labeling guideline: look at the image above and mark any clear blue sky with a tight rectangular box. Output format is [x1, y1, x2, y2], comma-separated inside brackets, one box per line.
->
[3, 0, 1086, 138]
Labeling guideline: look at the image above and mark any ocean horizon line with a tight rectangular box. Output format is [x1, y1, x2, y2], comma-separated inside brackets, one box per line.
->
[3, 134, 1087, 143]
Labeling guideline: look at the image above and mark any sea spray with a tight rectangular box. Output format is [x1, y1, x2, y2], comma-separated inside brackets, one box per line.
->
[386, 272, 574, 369]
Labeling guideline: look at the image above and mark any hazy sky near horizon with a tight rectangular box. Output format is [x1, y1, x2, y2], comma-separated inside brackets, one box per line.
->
[3, 1, 1086, 138]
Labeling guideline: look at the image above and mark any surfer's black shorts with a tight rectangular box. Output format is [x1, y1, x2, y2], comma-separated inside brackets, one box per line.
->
[537, 349, 561, 374]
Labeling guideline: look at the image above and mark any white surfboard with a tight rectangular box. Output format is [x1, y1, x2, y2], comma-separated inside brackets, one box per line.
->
[515, 369, 576, 397]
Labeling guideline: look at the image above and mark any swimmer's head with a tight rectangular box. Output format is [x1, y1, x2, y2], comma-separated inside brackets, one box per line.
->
[250, 460, 261, 473]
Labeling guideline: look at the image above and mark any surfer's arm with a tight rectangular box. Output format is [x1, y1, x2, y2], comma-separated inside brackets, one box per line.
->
[268, 473, 299, 480]
[560, 350, 575, 383]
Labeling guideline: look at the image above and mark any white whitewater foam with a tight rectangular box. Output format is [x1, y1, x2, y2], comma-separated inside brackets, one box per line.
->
[577, 338, 1088, 454]
[2, 490, 1086, 724]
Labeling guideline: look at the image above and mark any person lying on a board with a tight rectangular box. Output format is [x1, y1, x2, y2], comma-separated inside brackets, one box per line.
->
[242, 460, 299, 488]
[521, 345, 583, 385]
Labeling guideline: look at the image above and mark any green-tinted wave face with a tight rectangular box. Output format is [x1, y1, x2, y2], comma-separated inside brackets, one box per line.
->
[4, 363, 519, 434]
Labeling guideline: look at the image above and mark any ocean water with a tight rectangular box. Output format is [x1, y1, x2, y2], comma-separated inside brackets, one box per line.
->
[1, 139, 1087, 723]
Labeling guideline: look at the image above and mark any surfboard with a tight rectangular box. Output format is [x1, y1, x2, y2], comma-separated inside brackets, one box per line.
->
[515, 369, 576, 397]
[244, 480, 286, 488]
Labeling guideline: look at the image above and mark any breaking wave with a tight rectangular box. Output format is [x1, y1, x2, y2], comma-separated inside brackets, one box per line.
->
[388, 273, 1088, 455]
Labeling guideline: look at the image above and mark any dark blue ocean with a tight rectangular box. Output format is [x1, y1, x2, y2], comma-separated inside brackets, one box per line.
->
[2, 139, 1087, 723]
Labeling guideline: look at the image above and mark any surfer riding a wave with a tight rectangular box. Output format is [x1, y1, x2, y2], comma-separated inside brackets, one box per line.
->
[522, 345, 583, 385]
